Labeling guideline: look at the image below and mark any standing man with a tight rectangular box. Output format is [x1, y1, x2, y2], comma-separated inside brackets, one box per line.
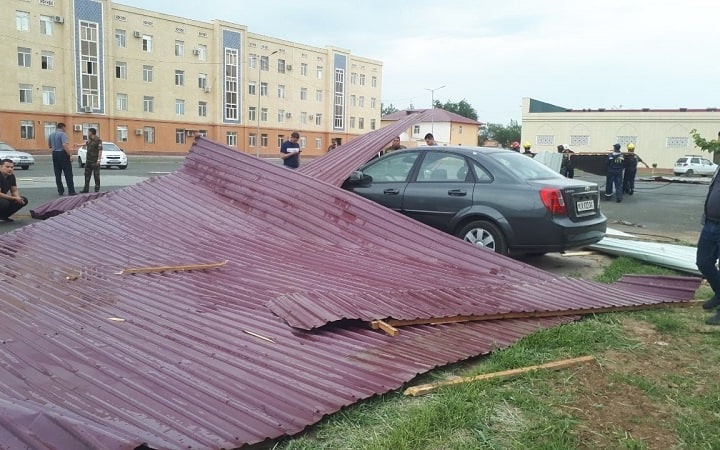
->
[424, 133, 437, 146]
[280, 131, 301, 169]
[622, 143, 649, 195]
[696, 167, 720, 325]
[327, 138, 338, 152]
[510, 141, 521, 152]
[80, 127, 103, 193]
[558, 145, 575, 178]
[605, 143, 625, 203]
[383, 136, 406, 155]
[0, 159, 28, 222]
[48, 123, 76, 196]
[522, 142, 535, 157]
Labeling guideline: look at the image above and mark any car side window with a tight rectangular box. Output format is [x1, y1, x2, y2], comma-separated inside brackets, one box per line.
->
[702, 159, 712, 165]
[364, 152, 419, 182]
[691, 158, 700, 164]
[471, 162, 493, 182]
[416, 152, 468, 182]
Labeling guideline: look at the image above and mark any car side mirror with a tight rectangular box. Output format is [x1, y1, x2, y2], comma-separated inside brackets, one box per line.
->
[344, 170, 372, 187]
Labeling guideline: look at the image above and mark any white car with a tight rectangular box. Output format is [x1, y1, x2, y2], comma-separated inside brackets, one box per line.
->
[0, 142, 35, 170]
[77, 141, 128, 169]
[673, 155, 717, 177]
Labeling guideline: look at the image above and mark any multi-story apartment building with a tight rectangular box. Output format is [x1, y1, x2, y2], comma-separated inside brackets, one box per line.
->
[4, 0, 383, 157]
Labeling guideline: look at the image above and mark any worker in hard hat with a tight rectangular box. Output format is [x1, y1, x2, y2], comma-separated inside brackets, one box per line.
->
[622, 143, 649, 195]
[522, 142, 535, 157]
[510, 141, 520, 152]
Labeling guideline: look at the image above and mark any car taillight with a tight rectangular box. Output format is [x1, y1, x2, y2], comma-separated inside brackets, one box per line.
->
[539, 188, 567, 214]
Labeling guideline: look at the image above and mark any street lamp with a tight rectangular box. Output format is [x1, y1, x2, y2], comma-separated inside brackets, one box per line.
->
[425, 85, 445, 135]
[256, 50, 279, 157]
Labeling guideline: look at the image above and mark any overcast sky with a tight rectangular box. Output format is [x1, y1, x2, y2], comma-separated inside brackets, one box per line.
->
[118, 0, 718, 124]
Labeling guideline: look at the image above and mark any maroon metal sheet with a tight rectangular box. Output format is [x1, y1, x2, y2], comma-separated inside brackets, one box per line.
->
[29, 191, 107, 220]
[0, 137, 700, 449]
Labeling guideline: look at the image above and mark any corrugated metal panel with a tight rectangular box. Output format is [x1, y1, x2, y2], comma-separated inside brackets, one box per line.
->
[30, 191, 107, 220]
[0, 138, 700, 449]
[590, 237, 700, 275]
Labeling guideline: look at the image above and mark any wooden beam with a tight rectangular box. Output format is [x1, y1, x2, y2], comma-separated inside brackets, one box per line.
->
[116, 260, 228, 275]
[370, 320, 399, 337]
[403, 355, 595, 396]
[384, 300, 701, 328]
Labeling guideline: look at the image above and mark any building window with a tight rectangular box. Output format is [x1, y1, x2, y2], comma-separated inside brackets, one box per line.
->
[248, 133, 257, 147]
[79, 21, 100, 109]
[260, 108, 268, 122]
[315, 138, 322, 149]
[315, 114, 322, 125]
[44, 122, 57, 140]
[277, 85, 285, 99]
[226, 132, 237, 147]
[277, 59, 285, 73]
[224, 48, 239, 120]
[349, 117, 355, 128]
[175, 70, 184, 86]
[300, 137, 307, 148]
[116, 62, 127, 79]
[300, 112, 307, 124]
[142, 35, 153, 52]
[370, 119, 376, 130]
[260, 134, 268, 147]
[316, 66, 323, 79]
[17, 47, 31, 67]
[115, 29, 126, 48]
[175, 99, 185, 115]
[359, 74, 366, 86]
[42, 86, 56, 105]
[143, 96, 154, 112]
[248, 81, 256, 95]
[197, 44, 207, 61]
[459, 125, 463, 134]
[300, 87, 307, 101]
[359, 96, 365, 107]
[260, 82, 268, 97]
[175, 40, 184, 57]
[371, 97, 377, 109]
[40, 15, 53, 35]
[536, 135, 554, 146]
[276, 135, 284, 148]
[334, 69, 345, 129]
[117, 126, 128, 142]
[20, 120, 35, 139]
[198, 101, 207, 117]
[260, 55, 269, 71]
[41, 51, 54, 70]
[16, 11, 29, 32]
[117, 93, 128, 111]
[666, 137, 690, 148]
[248, 54, 257, 69]
[616, 136, 636, 148]
[248, 106, 256, 121]
[198, 130, 207, 137]
[19, 84, 32, 103]
[350, 95, 356, 107]
[144, 126, 155, 144]
[570, 135, 591, 147]
[142, 65, 153, 82]
[300, 63, 307, 76]
[372, 76, 377, 88]
[198, 73, 207, 89]
[351, 73, 358, 84]
[175, 129, 186, 144]
[277, 110, 286, 123]
[316, 90, 323, 102]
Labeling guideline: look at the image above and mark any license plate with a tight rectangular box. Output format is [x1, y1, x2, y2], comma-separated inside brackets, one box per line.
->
[576, 200, 595, 212]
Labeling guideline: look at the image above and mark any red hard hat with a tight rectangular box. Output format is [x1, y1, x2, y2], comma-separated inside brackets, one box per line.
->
[511, 141, 520, 148]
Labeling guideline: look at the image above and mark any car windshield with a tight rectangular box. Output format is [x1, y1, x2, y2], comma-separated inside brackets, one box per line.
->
[101, 143, 121, 152]
[490, 151, 564, 181]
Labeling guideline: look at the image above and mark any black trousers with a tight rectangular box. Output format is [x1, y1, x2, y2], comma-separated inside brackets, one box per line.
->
[52, 151, 75, 194]
[0, 196, 28, 219]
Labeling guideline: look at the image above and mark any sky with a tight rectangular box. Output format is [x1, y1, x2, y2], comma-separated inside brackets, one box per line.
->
[118, 0, 719, 124]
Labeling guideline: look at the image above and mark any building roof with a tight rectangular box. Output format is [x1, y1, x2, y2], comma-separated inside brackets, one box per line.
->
[1, 134, 699, 448]
[382, 108, 482, 125]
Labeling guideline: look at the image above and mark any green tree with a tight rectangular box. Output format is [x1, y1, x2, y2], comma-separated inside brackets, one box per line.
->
[381, 103, 399, 116]
[480, 120, 521, 148]
[690, 129, 720, 154]
[433, 99, 478, 121]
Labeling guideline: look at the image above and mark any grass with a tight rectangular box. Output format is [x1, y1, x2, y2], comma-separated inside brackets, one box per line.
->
[273, 257, 720, 450]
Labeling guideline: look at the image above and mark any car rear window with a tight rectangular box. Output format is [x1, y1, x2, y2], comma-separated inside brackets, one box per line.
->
[675, 158, 688, 164]
[491, 152, 563, 181]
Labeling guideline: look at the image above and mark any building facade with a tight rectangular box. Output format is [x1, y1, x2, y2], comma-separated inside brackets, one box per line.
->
[381, 109, 482, 147]
[5, 0, 382, 156]
[521, 98, 720, 169]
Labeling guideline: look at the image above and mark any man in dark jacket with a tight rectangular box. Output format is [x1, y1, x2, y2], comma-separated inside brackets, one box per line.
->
[80, 127, 103, 193]
[697, 167, 720, 325]
[0, 159, 27, 222]
[622, 143, 649, 195]
[605, 144, 624, 202]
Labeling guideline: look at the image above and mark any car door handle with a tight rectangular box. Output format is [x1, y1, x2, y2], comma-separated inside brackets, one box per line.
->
[448, 189, 467, 196]
[383, 189, 400, 195]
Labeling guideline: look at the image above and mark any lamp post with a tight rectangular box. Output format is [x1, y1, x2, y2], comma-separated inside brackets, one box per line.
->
[425, 85, 445, 135]
[256, 50, 278, 157]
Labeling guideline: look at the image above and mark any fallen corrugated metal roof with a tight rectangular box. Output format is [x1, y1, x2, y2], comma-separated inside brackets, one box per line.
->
[0, 137, 700, 449]
[30, 191, 108, 220]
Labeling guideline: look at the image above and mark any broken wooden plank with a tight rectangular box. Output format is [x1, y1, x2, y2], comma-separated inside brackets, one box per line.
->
[384, 300, 702, 328]
[370, 320, 399, 337]
[116, 260, 228, 275]
[404, 355, 595, 396]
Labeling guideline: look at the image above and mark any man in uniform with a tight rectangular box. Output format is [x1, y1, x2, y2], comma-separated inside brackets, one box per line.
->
[80, 127, 103, 193]
[605, 144, 625, 202]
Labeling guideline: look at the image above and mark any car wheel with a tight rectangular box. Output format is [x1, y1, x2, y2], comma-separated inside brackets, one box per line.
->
[457, 220, 508, 255]
[686, 169, 694, 176]
[673, 172, 681, 176]
[119, 164, 127, 170]
[20, 166, 29, 170]
[78, 157, 84, 168]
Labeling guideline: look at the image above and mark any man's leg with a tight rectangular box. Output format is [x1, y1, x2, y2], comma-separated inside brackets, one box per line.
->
[82, 164, 91, 192]
[614, 172, 623, 202]
[52, 153, 64, 194]
[93, 163, 101, 191]
[0, 197, 26, 219]
[697, 223, 720, 294]
[605, 173, 613, 198]
[62, 156, 76, 194]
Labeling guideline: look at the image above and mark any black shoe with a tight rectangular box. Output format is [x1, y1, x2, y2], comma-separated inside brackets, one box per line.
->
[80, 189, 89, 194]
[68, 192, 78, 196]
[58, 191, 64, 196]
[95, 187, 100, 192]
[705, 310, 720, 325]
[702, 295, 720, 310]
[616, 199, 622, 203]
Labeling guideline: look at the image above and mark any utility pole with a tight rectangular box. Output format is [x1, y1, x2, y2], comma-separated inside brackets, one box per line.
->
[425, 85, 445, 135]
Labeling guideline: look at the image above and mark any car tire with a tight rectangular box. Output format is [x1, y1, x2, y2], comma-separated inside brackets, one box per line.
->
[78, 157, 84, 168]
[20, 166, 29, 170]
[456, 220, 508, 255]
[686, 169, 694, 177]
[119, 164, 127, 170]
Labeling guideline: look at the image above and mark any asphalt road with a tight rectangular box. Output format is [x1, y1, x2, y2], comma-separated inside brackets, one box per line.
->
[1, 158, 709, 246]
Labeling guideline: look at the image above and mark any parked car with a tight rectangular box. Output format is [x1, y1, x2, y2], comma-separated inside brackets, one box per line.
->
[673, 155, 717, 176]
[0, 142, 35, 170]
[342, 147, 607, 256]
[77, 141, 128, 169]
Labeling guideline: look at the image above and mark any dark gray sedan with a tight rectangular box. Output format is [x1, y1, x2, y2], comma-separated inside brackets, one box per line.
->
[342, 146, 607, 256]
